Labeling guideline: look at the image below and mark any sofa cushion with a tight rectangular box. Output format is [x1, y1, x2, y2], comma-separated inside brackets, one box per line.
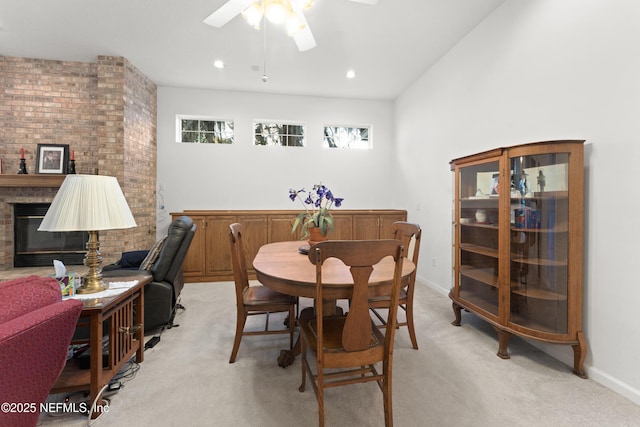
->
[0, 276, 82, 427]
[0, 276, 61, 324]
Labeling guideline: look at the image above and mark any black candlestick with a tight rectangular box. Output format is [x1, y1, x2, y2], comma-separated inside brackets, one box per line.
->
[68, 159, 76, 174]
[17, 158, 27, 174]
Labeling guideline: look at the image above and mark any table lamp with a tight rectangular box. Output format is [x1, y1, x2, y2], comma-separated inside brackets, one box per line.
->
[38, 174, 137, 294]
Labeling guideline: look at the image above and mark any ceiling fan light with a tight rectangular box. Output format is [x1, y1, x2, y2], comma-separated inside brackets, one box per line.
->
[241, 2, 263, 29]
[265, 0, 290, 24]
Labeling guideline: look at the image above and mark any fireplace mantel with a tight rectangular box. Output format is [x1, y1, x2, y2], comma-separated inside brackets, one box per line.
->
[0, 175, 65, 188]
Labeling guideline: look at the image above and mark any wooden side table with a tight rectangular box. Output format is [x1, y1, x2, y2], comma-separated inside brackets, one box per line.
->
[51, 274, 152, 418]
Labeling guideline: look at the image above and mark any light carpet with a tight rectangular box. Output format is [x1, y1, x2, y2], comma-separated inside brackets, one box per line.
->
[38, 281, 640, 426]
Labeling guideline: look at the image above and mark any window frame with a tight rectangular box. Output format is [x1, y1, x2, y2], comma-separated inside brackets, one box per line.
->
[253, 120, 306, 147]
[322, 125, 372, 149]
[176, 115, 235, 144]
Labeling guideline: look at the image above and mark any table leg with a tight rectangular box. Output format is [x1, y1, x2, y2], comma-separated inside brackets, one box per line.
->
[135, 288, 145, 363]
[276, 300, 343, 368]
[89, 313, 107, 419]
[277, 307, 311, 368]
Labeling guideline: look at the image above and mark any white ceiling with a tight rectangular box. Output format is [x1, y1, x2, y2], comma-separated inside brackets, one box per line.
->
[0, 0, 505, 100]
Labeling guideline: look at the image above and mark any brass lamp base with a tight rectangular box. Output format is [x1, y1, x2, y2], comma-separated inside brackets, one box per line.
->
[76, 230, 109, 294]
[76, 273, 108, 294]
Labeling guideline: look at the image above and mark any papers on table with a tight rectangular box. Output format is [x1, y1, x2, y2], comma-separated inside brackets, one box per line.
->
[70, 280, 138, 300]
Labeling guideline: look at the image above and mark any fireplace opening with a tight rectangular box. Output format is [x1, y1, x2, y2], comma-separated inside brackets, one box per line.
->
[13, 203, 88, 268]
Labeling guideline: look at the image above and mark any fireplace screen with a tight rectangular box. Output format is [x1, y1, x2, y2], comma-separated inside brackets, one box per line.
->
[14, 203, 87, 267]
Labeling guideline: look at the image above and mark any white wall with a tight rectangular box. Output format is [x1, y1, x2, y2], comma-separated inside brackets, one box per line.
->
[157, 0, 640, 406]
[157, 88, 395, 232]
[394, 0, 640, 404]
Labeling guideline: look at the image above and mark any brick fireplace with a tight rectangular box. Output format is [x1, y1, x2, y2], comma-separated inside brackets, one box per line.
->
[0, 55, 158, 272]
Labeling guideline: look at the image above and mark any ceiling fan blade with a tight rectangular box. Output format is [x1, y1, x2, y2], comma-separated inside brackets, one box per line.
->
[290, 0, 316, 51]
[293, 25, 316, 52]
[348, 0, 378, 4]
[203, 0, 254, 27]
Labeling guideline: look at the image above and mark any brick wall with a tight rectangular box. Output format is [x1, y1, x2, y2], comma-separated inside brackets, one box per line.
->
[0, 55, 157, 270]
[122, 58, 158, 249]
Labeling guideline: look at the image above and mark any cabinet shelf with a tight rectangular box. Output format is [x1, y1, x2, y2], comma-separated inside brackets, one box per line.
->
[459, 289, 499, 316]
[510, 285, 567, 300]
[460, 265, 498, 287]
[450, 140, 586, 378]
[459, 199, 499, 209]
[460, 243, 498, 258]
[511, 191, 568, 200]
[510, 226, 568, 233]
[509, 314, 568, 335]
[510, 254, 567, 266]
[461, 223, 498, 230]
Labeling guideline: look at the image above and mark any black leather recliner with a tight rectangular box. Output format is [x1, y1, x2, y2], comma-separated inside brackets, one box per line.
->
[103, 216, 196, 331]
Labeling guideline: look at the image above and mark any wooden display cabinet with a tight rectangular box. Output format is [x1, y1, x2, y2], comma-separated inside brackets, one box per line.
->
[172, 209, 406, 283]
[449, 140, 586, 377]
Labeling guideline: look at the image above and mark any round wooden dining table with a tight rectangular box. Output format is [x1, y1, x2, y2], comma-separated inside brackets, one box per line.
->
[252, 240, 415, 367]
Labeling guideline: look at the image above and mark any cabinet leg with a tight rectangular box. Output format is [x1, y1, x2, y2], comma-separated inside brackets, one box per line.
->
[572, 331, 588, 378]
[494, 327, 511, 359]
[451, 303, 462, 326]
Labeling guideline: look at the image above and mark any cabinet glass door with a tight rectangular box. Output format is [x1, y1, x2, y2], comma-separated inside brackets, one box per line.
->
[458, 160, 500, 318]
[509, 153, 569, 334]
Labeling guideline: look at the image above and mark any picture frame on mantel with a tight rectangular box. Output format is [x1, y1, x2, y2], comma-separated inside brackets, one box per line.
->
[36, 144, 68, 174]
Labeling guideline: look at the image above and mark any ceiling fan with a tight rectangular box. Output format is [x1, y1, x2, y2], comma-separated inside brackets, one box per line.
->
[203, 0, 378, 52]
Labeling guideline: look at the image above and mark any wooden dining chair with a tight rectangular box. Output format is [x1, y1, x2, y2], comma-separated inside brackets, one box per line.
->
[228, 223, 296, 363]
[369, 221, 421, 349]
[299, 240, 405, 427]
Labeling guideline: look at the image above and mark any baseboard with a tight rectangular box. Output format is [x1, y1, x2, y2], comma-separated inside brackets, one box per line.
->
[420, 277, 449, 297]
[587, 367, 640, 406]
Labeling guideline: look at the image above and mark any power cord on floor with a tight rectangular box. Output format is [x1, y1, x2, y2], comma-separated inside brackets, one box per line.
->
[145, 301, 185, 348]
[87, 383, 110, 426]
[145, 322, 167, 350]
[44, 360, 140, 424]
[110, 360, 140, 384]
[165, 298, 185, 330]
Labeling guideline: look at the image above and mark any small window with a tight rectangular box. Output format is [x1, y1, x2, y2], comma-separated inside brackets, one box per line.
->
[178, 117, 234, 144]
[254, 122, 305, 147]
[323, 126, 371, 149]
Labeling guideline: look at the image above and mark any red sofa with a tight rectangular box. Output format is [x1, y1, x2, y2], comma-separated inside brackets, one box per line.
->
[0, 275, 83, 427]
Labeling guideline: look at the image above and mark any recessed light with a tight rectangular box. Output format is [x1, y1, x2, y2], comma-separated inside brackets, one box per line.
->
[214, 60, 225, 69]
[346, 70, 356, 79]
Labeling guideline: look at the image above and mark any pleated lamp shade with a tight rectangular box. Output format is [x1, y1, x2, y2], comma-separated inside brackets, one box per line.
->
[39, 174, 137, 232]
